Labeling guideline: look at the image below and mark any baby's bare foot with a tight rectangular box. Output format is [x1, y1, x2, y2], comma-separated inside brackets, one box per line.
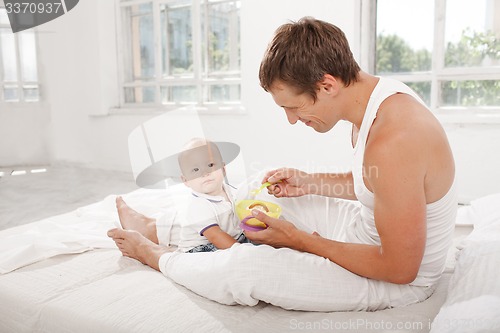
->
[116, 196, 159, 244]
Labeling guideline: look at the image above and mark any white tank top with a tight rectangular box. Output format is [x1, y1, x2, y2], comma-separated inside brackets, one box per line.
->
[351, 77, 457, 287]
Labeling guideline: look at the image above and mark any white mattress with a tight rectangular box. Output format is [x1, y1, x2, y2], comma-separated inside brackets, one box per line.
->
[0, 187, 474, 333]
[0, 248, 452, 333]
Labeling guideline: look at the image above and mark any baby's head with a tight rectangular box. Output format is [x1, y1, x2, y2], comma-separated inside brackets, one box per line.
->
[178, 138, 226, 195]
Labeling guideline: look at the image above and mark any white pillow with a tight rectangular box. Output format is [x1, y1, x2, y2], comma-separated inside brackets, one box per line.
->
[468, 192, 500, 228]
[455, 192, 500, 249]
[430, 241, 500, 333]
[431, 295, 500, 333]
[455, 205, 475, 226]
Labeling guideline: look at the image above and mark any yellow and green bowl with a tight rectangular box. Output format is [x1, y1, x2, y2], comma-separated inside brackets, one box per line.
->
[235, 199, 282, 231]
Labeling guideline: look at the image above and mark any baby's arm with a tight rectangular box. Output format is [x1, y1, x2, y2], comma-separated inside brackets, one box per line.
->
[202, 226, 237, 250]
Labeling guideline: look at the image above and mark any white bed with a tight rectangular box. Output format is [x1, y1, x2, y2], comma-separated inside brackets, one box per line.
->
[0, 188, 498, 333]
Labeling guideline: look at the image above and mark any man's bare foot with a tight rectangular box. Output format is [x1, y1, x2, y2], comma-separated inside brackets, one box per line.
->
[107, 228, 175, 271]
[116, 196, 159, 244]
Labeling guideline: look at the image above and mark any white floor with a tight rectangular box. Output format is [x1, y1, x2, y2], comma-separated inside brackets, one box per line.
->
[0, 164, 138, 231]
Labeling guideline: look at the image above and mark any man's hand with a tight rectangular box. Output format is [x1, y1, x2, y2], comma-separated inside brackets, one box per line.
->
[262, 168, 311, 198]
[244, 209, 312, 250]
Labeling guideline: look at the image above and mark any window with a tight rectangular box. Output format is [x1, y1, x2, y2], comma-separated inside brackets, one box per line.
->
[118, 0, 241, 110]
[371, 0, 500, 116]
[0, 6, 40, 102]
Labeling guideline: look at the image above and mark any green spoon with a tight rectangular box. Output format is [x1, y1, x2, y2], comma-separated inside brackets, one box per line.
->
[250, 181, 280, 196]
[249, 181, 272, 196]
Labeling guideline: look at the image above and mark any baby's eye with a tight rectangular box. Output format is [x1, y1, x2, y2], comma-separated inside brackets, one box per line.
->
[208, 163, 215, 168]
[192, 167, 200, 173]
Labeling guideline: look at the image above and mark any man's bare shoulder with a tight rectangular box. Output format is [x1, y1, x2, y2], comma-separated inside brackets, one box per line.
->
[365, 93, 455, 202]
[369, 93, 441, 147]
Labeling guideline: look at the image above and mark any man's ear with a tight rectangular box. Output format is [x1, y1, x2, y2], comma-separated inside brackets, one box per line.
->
[318, 74, 341, 96]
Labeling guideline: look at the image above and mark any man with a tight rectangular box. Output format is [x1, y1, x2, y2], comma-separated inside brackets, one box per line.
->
[108, 17, 457, 311]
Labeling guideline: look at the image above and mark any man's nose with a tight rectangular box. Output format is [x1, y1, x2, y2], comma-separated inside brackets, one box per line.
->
[284, 109, 299, 125]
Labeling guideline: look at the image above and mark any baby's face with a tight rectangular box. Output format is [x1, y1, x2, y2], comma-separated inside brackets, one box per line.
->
[184, 168, 225, 195]
[180, 144, 225, 195]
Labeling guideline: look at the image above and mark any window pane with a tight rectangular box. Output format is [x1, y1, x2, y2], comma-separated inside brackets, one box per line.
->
[376, 0, 434, 74]
[120, 0, 242, 106]
[124, 86, 155, 103]
[161, 85, 197, 103]
[19, 32, 38, 82]
[23, 86, 39, 102]
[444, 0, 500, 68]
[1, 28, 18, 81]
[161, 2, 193, 76]
[4, 86, 19, 102]
[203, 1, 240, 74]
[208, 84, 240, 102]
[405, 81, 431, 106]
[125, 4, 154, 81]
[441, 80, 500, 106]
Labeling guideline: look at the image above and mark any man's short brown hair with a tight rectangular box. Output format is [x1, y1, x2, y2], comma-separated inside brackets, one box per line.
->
[259, 17, 360, 101]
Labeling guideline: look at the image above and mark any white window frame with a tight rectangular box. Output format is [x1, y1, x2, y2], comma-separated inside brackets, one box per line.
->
[115, 0, 243, 114]
[361, 0, 500, 123]
[0, 4, 40, 104]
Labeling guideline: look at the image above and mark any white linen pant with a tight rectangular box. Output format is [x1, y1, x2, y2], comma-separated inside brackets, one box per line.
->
[157, 190, 433, 312]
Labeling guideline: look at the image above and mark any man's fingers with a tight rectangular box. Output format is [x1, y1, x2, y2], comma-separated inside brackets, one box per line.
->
[251, 209, 280, 228]
[262, 168, 287, 184]
[261, 169, 278, 183]
[267, 184, 281, 195]
[267, 168, 288, 184]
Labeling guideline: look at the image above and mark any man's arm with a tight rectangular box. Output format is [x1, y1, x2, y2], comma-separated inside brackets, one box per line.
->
[264, 168, 357, 200]
[306, 172, 357, 200]
[249, 132, 427, 284]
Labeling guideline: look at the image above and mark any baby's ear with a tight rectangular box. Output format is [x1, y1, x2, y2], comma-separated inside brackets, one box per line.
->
[180, 175, 187, 183]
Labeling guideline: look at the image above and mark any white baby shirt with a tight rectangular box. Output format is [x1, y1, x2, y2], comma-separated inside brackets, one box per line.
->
[178, 183, 242, 252]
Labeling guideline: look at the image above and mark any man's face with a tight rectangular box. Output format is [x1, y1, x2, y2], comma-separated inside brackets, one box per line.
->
[179, 144, 225, 195]
[269, 80, 340, 133]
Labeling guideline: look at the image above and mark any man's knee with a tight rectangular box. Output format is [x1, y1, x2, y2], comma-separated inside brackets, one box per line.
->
[226, 244, 270, 283]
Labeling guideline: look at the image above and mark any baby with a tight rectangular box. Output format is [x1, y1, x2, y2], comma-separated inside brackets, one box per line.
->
[176, 138, 248, 253]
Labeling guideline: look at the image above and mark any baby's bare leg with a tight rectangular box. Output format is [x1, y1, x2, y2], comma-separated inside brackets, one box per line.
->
[116, 196, 159, 244]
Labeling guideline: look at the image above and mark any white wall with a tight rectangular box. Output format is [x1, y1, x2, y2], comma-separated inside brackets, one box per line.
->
[4, 0, 500, 201]
[444, 123, 500, 203]
[0, 103, 50, 166]
[33, 0, 358, 176]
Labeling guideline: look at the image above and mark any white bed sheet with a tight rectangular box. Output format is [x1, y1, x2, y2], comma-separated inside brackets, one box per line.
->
[0, 248, 452, 333]
[0, 187, 463, 333]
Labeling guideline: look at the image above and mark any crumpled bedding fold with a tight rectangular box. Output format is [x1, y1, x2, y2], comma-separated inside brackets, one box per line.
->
[0, 186, 190, 274]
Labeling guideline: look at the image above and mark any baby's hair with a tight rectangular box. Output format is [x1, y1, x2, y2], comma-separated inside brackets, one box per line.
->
[177, 138, 223, 169]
